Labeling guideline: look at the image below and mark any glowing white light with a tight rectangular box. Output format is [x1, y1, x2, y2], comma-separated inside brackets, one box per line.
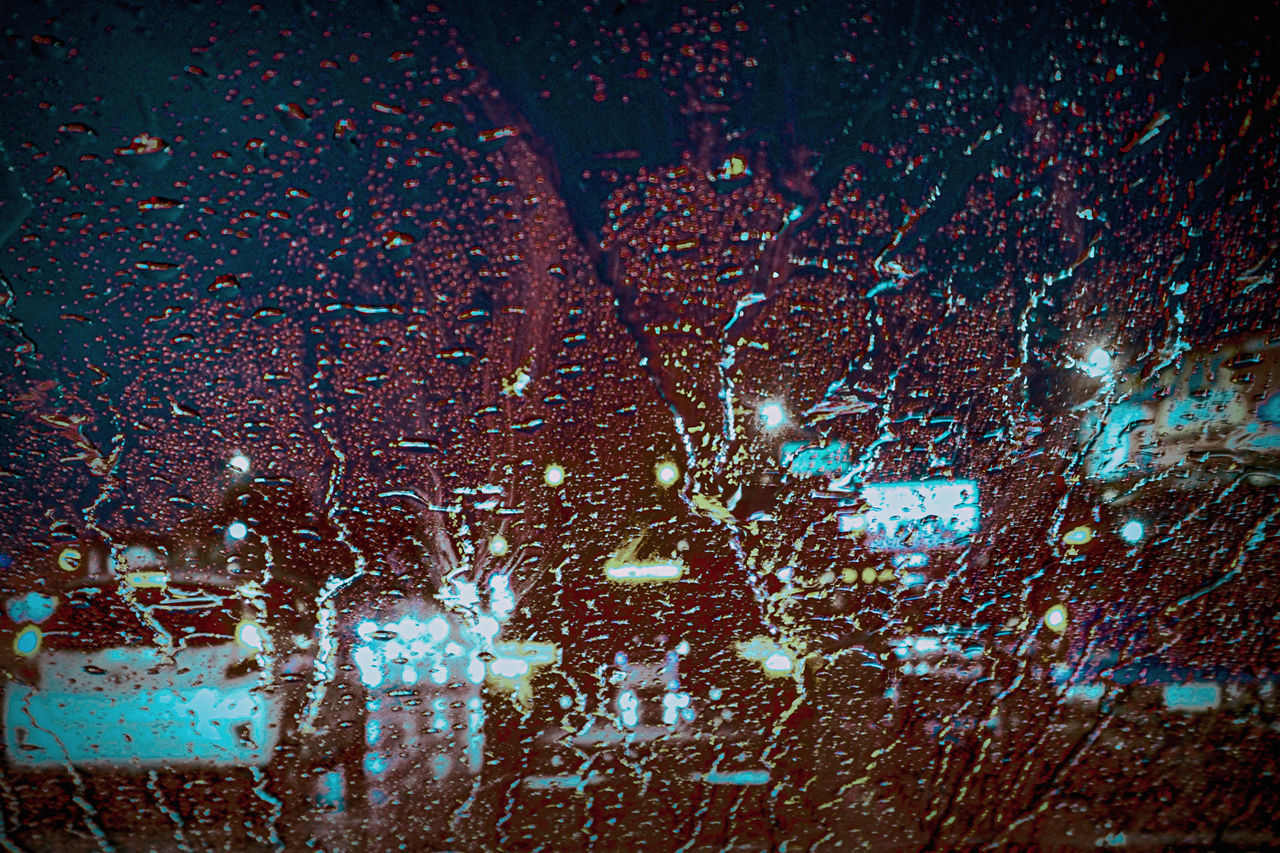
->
[1119, 519, 1145, 544]
[228, 452, 251, 473]
[430, 662, 448, 685]
[656, 462, 680, 486]
[467, 654, 486, 684]
[1082, 347, 1112, 378]
[476, 614, 501, 643]
[760, 402, 786, 429]
[353, 646, 384, 688]
[1044, 604, 1068, 633]
[488, 535, 509, 557]
[544, 464, 565, 486]
[235, 621, 264, 651]
[763, 652, 792, 673]
[860, 480, 981, 552]
[605, 563, 684, 582]
[838, 513, 867, 533]
[891, 552, 930, 569]
[426, 616, 450, 643]
[617, 689, 639, 727]
[490, 657, 530, 678]
[226, 521, 248, 540]
[489, 575, 515, 623]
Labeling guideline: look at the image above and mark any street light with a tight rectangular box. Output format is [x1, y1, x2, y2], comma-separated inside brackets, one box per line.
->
[759, 402, 786, 429]
[1080, 348, 1112, 379]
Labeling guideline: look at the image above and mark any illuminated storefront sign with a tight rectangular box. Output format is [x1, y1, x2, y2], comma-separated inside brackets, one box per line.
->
[837, 479, 981, 552]
[4, 645, 280, 769]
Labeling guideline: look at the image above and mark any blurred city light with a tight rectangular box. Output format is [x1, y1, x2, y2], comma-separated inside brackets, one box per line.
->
[235, 621, 265, 652]
[1082, 347, 1112, 378]
[604, 563, 684, 582]
[13, 625, 41, 657]
[760, 402, 786, 429]
[855, 480, 981, 551]
[1120, 519, 1146, 544]
[56, 547, 82, 573]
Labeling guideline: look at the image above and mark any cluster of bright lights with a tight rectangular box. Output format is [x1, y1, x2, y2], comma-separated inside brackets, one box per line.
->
[352, 615, 485, 690]
[857, 480, 981, 552]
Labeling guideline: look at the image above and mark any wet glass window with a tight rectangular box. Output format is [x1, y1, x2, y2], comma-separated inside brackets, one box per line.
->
[1, 1, 1278, 850]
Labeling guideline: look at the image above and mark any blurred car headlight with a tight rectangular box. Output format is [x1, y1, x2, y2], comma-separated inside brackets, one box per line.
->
[235, 620, 266, 653]
[13, 625, 42, 658]
[5, 592, 59, 624]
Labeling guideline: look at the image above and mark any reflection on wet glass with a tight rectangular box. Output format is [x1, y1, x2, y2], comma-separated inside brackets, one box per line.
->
[1, 0, 1278, 850]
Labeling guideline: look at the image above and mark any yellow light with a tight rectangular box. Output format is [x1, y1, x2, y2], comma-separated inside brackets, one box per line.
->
[656, 462, 680, 487]
[1043, 604, 1068, 634]
[544, 464, 565, 487]
[488, 535, 509, 557]
[14, 625, 41, 658]
[1062, 525, 1094, 546]
[487, 642, 559, 707]
[57, 547, 82, 572]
